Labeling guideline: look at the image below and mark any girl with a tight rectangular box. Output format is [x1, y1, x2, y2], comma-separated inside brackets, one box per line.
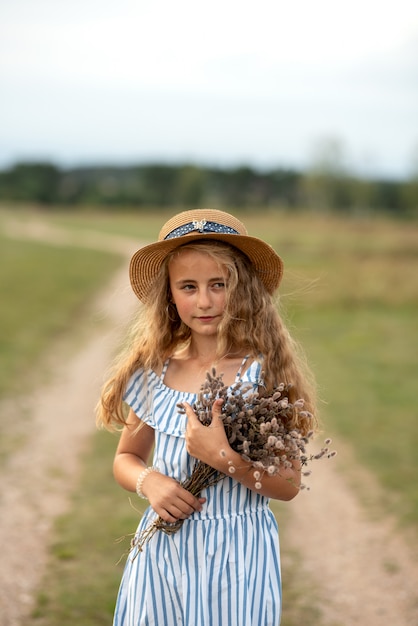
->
[97, 208, 317, 626]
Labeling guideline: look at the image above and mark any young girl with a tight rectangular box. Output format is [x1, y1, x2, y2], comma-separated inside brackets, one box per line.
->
[97, 208, 317, 626]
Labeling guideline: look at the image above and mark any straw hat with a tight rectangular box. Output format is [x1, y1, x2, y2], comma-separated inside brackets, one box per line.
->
[129, 209, 283, 302]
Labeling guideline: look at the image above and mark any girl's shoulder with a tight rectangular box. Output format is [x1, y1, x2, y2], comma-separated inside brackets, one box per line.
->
[125, 365, 155, 385]
[123, 363, 194, 436]
[123, 367, 161, 404]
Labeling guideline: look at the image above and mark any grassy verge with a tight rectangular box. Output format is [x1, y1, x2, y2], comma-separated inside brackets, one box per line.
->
[0, 236, 122, 399]
[300, 305, 418, 524]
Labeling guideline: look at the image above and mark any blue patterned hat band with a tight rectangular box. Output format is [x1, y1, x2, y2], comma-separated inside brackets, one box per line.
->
[164, 220, 239, 240]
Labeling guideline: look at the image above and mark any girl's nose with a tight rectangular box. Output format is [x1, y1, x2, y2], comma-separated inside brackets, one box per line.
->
[197, 288, 211, 308]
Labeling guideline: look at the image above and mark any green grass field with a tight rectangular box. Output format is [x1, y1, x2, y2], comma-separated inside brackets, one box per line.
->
[1, 206, 417, 625]
[0, 237, 122, 398]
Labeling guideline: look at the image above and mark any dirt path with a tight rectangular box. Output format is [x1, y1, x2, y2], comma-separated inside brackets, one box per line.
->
[283, 445, 418, 624]
[1, 218, 417, 625]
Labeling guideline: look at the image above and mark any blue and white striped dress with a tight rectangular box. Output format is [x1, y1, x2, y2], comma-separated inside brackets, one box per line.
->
[114, 359, 282, 626]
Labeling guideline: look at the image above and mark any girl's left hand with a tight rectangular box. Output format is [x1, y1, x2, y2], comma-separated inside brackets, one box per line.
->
[183, 399, 229, 467]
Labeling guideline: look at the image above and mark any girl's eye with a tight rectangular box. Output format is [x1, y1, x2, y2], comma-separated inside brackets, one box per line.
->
[182, 284, 196, 291]
[212, 282, 225, 289]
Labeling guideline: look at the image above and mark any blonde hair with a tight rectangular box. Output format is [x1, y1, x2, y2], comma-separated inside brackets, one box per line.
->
[96, 240, 317, 434]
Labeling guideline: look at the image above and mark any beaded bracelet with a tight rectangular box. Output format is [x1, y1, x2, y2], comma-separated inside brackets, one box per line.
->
[136, 466, 160, 499]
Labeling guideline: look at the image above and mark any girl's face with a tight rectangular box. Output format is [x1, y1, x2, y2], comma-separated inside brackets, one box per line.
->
[168, 248, 228, 338]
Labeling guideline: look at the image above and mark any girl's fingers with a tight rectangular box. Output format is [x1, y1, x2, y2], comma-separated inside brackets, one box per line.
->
[159, 495, 204, 522]
[160, 508, 181, 523]
[182, 401, 197, 421]
[210, 398, 224, 426]
[182, 398, 224, 428]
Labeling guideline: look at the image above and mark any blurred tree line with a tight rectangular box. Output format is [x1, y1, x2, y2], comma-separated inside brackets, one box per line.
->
[0, 160, 416, 216]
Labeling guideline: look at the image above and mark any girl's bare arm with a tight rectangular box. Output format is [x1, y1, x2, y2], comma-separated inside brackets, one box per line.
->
[113, 409, 205, 523]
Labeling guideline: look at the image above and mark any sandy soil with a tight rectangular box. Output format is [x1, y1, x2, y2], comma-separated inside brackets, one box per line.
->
[0, 218, 417, 625]
[284, 445, 418, 624]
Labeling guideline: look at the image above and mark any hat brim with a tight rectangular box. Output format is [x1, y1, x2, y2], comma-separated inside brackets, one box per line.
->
[129, 232, 283, 302]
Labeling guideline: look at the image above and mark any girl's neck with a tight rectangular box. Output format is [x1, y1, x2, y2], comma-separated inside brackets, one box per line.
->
[183, 338, 243, 367]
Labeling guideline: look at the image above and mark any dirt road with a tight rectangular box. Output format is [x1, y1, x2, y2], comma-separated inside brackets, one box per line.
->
[283, 445, 418, 624]
[0, 219, 417, 625]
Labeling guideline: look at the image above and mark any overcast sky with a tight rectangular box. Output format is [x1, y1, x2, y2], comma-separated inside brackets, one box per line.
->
[1, 0, 417, 179]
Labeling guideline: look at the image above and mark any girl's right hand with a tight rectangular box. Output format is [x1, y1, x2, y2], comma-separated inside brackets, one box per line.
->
[142, 471, 206, 523]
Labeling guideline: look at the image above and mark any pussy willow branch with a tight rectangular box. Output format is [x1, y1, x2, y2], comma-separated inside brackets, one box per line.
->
[129, 368, 335, 555]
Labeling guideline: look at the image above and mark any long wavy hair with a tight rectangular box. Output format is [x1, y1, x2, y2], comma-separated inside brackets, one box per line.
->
[96, 240, 317, 434]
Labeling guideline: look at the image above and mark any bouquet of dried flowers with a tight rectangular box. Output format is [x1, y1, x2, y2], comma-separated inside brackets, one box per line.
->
[130, 368, 335, 555]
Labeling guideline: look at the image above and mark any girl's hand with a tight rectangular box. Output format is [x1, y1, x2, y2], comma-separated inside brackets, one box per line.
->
[183, 398, 229, 467]
[183, 399, 301, 501]
[142, 470, 206, 524]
